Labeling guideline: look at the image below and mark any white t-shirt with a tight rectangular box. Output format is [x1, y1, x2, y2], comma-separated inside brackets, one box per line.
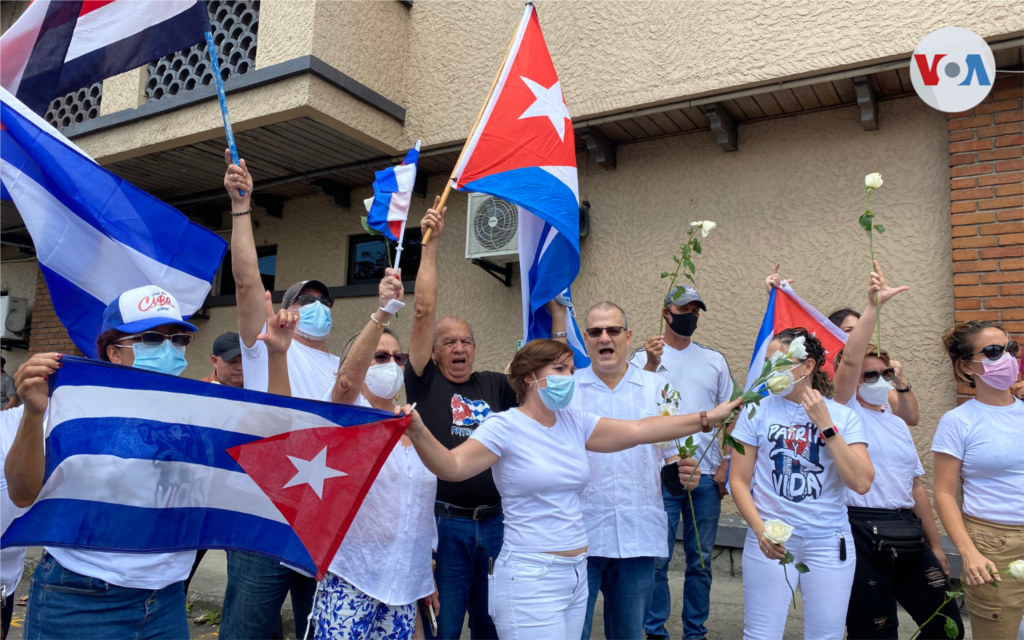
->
[570, 366, 671, 559]
[630, 342, 733, 473]
[931, 398, 1024, 526]
[471, 408, 599, 553]
[1, 406, 29, 596]
[845, 396, 923, 511]
[242, 332, 340, 400]
[731, 394, 867, 536]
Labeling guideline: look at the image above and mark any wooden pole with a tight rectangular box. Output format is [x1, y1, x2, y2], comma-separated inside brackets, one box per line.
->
[421, 7, 525, 245]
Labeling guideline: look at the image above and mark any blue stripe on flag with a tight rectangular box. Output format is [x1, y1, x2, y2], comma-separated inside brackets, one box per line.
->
[13, 0, 81, 114]
[1, 499, 316, 575]
[745, 287, 777, 392]
[38, 263, 109, 360]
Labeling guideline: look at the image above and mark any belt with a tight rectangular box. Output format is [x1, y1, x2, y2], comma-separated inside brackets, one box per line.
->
[848, 506, 917, 521]
[435, 501, 502, 521]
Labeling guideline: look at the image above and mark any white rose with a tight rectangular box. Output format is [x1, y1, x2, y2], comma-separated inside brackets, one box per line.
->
[700, 220, 716, 237]
[659, 404, 678, 417]
[1009, 559, 1024, 581]
[786, 336, 807, 361]
[865, 173, 883, 190]
[765, 373, 792, 395]
[763, 519, 794, 545]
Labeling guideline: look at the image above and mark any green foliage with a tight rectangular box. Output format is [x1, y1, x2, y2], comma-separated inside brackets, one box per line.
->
[858, 211, 873, 232]
[794, 563, 810, 574]
[194, 611, 222, 626]
[361, 216, 382, 236]
[661, 272, 670, 278]
[874, 224, 885, 234]
[943, 615, 958, 639]
[722, 432, 745, 455]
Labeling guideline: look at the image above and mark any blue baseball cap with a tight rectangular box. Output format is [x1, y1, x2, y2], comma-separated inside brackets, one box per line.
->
[664, 285, 707, 311]
[101, 286, 198, 334]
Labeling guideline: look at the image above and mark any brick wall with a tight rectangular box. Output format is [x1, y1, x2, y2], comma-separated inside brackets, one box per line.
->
[948, 72, 1023, 402]
[28, 267, 83, 357]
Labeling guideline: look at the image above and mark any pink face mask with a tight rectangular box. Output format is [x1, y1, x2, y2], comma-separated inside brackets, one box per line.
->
[976, 353, 1021, 391]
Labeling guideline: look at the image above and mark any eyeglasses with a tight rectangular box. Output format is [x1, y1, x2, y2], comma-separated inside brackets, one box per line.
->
[970, 341, 1018, 362]
[586, 326, 625, 338]
[118, 332, 195, 348]
[295, 294, 334, 309]
[861, 368, 895, 384]
[374, 351, 410, 366]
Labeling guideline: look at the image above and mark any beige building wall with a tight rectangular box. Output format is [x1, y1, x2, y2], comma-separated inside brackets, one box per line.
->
[0, 259, 39, 374]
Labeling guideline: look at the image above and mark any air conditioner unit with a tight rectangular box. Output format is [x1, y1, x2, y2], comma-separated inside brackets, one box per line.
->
[1, 295, 29, 339]
[465, 193, 520, 262]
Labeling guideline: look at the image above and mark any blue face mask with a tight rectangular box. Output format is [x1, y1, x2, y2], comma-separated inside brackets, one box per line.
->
[298, 302, 332, 338]
[533, 374, 575, 411]
[132, 341, 188, 377]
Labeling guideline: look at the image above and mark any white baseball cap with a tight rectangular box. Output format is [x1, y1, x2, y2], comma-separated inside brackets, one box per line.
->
[101, 286, 197, 334]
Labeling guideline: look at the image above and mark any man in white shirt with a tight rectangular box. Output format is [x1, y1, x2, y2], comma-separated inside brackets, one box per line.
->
[572, 302, 700, 640]
[221, 152, 340, 639]
[634, 286, 733, 640]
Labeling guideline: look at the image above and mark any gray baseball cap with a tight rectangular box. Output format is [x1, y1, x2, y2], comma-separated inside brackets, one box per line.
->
[664, 285, 707, 311]
[212, 332, 241, 360]
[281, 279, 331, 310]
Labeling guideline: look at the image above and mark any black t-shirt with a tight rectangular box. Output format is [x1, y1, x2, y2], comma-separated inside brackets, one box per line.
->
[405, 359, 518, 509]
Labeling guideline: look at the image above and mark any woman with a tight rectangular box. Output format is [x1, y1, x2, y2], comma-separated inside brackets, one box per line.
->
[4, 286, 296, 639]
[310, 270, 439, 640]
[932, 321, 1023, 640]
[396, 338, 740, 639]
[729, 328, 874, 640]
[834, 262, 963, 639]
[828, 308, 861, 335]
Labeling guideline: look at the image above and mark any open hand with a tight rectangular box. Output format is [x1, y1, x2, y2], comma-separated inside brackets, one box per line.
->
[422, 197, 446, 240]
[765, 263, 795, 295]
[869, 260, 909, 308]
[256, 291, 298, 353]
[15, 353, 62, 416]
[223, 149, 253, 205]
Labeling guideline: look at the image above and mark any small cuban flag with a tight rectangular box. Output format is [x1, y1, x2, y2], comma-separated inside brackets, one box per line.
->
[364, 141, 420, 244]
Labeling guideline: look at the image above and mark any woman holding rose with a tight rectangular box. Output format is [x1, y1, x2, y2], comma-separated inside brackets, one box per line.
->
[729, 328, 874, 640]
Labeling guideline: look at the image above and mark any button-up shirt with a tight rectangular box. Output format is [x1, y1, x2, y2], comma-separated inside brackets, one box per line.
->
[327, 396, 438, 605]
[570, 365, 673, 559]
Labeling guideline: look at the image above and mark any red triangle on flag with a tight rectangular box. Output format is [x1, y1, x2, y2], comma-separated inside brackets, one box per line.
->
[226, 416, 409, 579]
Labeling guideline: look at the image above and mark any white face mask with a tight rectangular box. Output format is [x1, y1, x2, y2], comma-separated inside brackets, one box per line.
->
[776, 368, 806, 397]
[365, 362, 404, 399]
[858, 378, 892, 406]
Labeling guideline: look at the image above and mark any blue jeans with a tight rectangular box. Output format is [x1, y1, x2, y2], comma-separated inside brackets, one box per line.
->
[582, 556, 656, 640]
[220, 550, 317, 640]
[25, 551, 188, 640]
[645, 476, 721, 639]
[427, 506, 503, 640]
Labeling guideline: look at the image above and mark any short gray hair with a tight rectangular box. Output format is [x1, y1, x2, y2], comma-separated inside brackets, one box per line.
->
[585, 302, 628, 330]
[434, 316, 476, 345]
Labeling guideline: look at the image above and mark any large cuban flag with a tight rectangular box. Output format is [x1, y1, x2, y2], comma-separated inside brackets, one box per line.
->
[746, 281, 848, 391]
[451, 3, 588, 366]
[1, 0, 207, 115]
[364, 142, 420, 243]
[1, 357, 409, 580]
[0, 88, 227, 359]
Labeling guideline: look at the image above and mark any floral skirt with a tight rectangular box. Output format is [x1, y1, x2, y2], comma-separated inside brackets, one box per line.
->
[312, 573, 417, 640]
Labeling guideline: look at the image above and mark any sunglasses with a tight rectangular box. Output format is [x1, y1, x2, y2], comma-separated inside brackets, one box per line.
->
[295, 294, 334, 309]
[861, 368, 895, 384]
[970, 341, 1018, 362]
[374, 351, 410, 366]
[119, 331, 194, 348]
[586, 326, 625, 338]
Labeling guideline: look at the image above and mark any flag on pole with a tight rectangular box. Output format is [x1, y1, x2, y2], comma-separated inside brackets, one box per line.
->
[1, 0, 207, 115]
[450, 3, 587, 365]
[364, 142, 421, 243]
[0, 88, 227, 359]
[745, 282, 848, 391]
[1, 356, 409, 580]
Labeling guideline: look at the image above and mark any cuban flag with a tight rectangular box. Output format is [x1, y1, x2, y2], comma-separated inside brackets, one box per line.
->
[450, 3, 588, 366]
[746, 281, 848, 391]
[1, 0, 207, 115]
[0, 88, 227, 360]
[1, 356, 409, 580]
[364, 142, 420, 243]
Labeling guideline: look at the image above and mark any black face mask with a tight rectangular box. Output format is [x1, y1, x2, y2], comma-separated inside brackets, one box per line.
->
[666, 311, 698, 337]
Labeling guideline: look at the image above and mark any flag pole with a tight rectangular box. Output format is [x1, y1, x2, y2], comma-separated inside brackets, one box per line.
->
[421, 4, 525, 246]
[201, 9, 244, 196]
[394, 220, 407, 272]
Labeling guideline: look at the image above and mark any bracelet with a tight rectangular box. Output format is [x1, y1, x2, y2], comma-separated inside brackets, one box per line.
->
[370, 312, 390, 328]
[896, 383, 912, 393]
[231, 208, 251, 217]
[552, 332, 567, 338]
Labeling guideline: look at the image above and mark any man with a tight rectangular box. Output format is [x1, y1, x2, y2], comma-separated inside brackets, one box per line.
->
[635, 286, 733, 640]
[0, 359, 18, 410]
[405, 197, 517, 640]
[221, 151, 340, 640]
[562, 301, 700, 640]
[202, 332, 244, 387]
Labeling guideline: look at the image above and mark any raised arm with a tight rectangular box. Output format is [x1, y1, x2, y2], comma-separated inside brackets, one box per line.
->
[4, 353, 61, 507]
[409, 199, 446, 376]
[764, 262, 795, 297]
[888, 360, 919, 426]
[255, 291, 298, 396]
[223, 149, 265, 348]
[401, 405, 498, 481]
[332, 271, 403, 404]
[586, 397, 742, 453]
[545, 299, 567, 343]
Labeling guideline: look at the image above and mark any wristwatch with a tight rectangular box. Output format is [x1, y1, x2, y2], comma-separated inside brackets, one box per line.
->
[896, 383, 912, 393]
[821, 424, 840, 441]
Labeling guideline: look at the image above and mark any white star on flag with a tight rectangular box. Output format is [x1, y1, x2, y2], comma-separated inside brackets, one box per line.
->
[283, 446, 347, 499]
[518, 77, 571, 141]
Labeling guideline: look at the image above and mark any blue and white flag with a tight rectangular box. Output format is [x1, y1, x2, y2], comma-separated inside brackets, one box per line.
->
[1, 356, 409, 579]
[519, 208, 589, 368]
[0, 88, 227, 359]
[364, 141, 420, 243]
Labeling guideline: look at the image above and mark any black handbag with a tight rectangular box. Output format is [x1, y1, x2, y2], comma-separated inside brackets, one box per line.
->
[850, 515, 926, 560]
[661, 462, 686, 497]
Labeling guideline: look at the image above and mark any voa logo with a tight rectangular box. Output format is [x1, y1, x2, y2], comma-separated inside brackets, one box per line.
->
[911, 27, 995, 113]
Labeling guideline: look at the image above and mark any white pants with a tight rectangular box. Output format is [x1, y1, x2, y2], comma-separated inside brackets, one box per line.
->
[741, 528, 856, 640]
[489, 548, 589, 640]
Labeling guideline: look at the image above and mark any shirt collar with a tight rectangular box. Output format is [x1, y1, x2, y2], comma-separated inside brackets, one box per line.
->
[578, 364, 643, 391]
